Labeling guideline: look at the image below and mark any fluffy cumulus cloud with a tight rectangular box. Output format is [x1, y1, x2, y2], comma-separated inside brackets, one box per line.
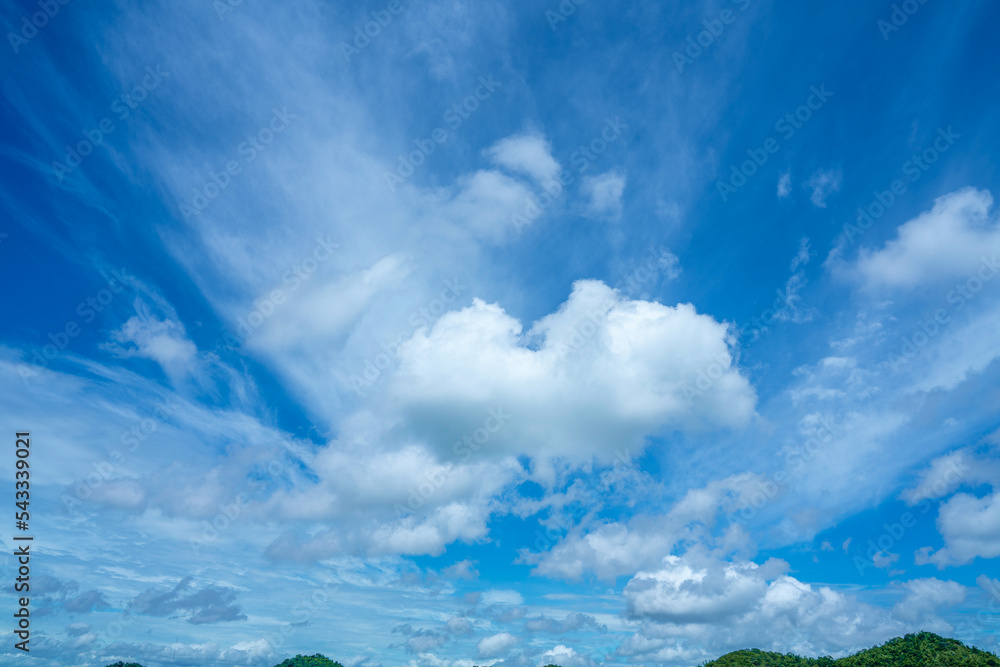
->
[262, 438, 524, 559]
[905, 444, 1000, 567]
[476, 631, 520, 658]
[484, 133, 561, 184]
[390, 280, 756, 465]
[624, 556, 782, 624]
[618, 552, 953, 663]
[524, 474, 762, 581]
[854, 187, 1000, 289]
[891, 578, 967, 633]
[918, 489, 1000, 567]
[539, 644, 598, 667]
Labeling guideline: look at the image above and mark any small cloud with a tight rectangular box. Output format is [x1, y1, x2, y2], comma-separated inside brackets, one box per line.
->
[65, 623, 92, 637]
[484, 133, 560, 184]
[820, 540, 834, 552]
[581, 169, 626, 220]
[64, 590, 111, 613]
[790, 238, 811, 271]
[805, 168, 842, 208]
[777, 171, 792, 198]
[873, 550, 900, 569]
[443, 559, 479, 580]
[104, 301, 198, 382]
[477, 632, 519, 659]
[128, 577, 247, 625]
[446, 615, 475, 636]
[403, 628, 450, 654]
[842, 537, 852, 553]
[524, 612, 606, 634]
[480, 589, 524, 606]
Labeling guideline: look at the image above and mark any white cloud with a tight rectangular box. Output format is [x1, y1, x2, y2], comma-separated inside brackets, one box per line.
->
[805, 169, 842, 208]
[476, 632, 519, 658]
[900, 449, 972, 504]
[539, 644, 596, 667]
[777, 171, 792, 199]
[790, 238, 811, 271]
[446, 615, 475, 636]
[891, 578, 966, 632]
[263, 440, 524, 559]
[581, 169, 626, 219]
[250, 253, 412, 349]
[624, 555, 780, 624]
[904, 302, 1000, 393]
[443, 560, 479, 580]
[618, 552, 943, 664]
[524, 474, 762, 581]
[390, 280, 756, 465]
[484, 133, 560, 184]
[918, 489, 1000, 567]
[481, 589, 524, 606]
[104, 304, 197, 383]
[854, 188, 1000, 289]
[446, 169, 538, 242]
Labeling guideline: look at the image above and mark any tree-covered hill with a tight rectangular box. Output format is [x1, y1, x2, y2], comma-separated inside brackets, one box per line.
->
[100, 634, 1000, 667]
[702, 632, 1000, 667]
[273, 655, 344, 667]
[103, 655, 343, 667]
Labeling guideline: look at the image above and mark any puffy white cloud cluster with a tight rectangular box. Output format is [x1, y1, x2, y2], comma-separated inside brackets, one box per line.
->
[618, 552, 965, 664]
[853, 188, 1000, 289]
[391, 279, 755, 465]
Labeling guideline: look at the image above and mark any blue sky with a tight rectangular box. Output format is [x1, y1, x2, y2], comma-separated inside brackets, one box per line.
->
[1, 0, 1000, 665]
